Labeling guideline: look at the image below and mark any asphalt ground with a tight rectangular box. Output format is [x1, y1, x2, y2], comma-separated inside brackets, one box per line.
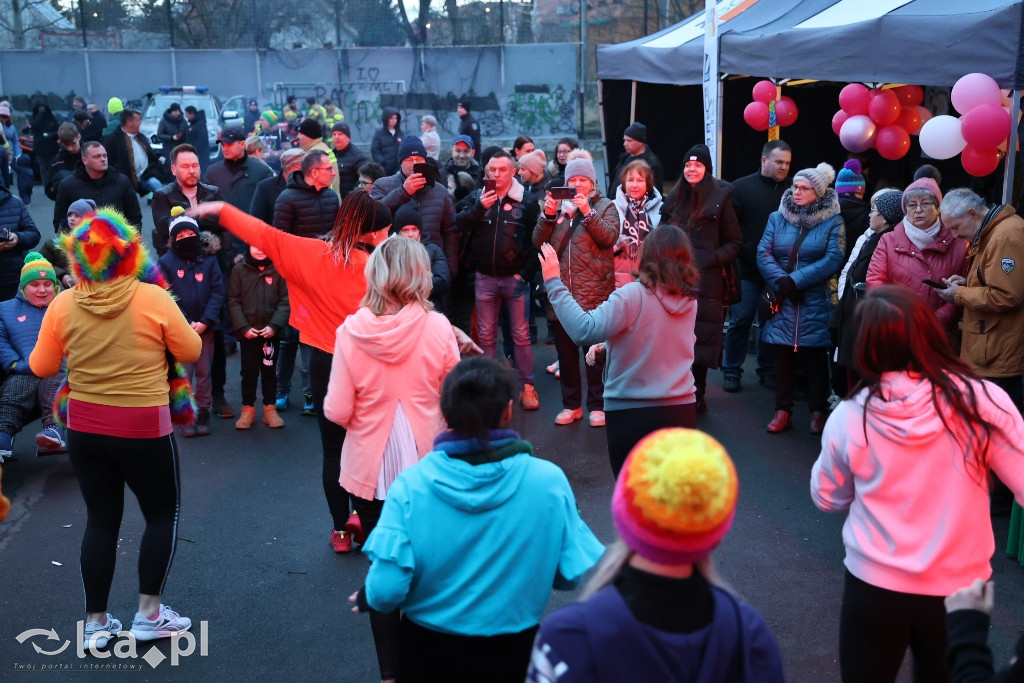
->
[2, 191, 1024, 681]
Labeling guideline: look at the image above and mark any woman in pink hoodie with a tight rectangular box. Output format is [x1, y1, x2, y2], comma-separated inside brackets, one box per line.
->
[811, 285, 1024, 683]
[324, 235, 459, 683]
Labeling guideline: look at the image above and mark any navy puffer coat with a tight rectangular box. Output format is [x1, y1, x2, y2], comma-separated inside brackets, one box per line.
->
[757, 189, 845, 350]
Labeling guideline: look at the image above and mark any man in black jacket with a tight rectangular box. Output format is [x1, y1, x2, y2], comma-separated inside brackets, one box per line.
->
[45, 123, 81, 200]
[273, 149, 340, 238]
[151, 144, 224, 256]
[205, 127, 273, 258]
[455, 149, 540, 410]
[608, 121, 663, 196]
[330, 123, 367, 198]
[52, 142, 142, 231]
[442, 135, 483, 189]
[457, 100, 481, 156]
[720, 139, 791, 393]
[101, 109, 165, 196]
[250, 148, 304, 224]
[370, 107, 403, 176]
[184, 106, 211, 180]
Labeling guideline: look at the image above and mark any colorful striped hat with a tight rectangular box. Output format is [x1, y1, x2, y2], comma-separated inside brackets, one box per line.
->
[836, 159, 866, 196]
[261, 110, 280, 126]
[612, 428, 738, 565]
[19, 251, 59, 293]
[61, 208, 165, 287]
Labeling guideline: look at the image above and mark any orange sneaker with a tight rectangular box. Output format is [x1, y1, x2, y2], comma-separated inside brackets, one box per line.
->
[330, 529, 351, 553]
[520, 383, 540, 410]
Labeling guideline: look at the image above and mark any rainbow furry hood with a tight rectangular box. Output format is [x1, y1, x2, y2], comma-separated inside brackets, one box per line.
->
[61, 208, 166, 288]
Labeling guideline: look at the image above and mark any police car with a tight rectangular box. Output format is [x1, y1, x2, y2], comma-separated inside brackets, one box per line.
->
[139, 86, 246, 159]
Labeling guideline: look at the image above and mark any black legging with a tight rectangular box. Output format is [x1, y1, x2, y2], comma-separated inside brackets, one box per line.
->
[605, 404, 697, 477]
[309, 347, 350, 530]
[67, 430, 181, 613]
[839, 570, 949, 683]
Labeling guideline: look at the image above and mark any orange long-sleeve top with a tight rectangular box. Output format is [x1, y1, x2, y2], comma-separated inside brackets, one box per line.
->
[217, 203, 369, 354]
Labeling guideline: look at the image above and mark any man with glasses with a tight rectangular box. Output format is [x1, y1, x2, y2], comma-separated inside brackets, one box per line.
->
[296, 119, 340, 199]
[330, 122, 367, 199]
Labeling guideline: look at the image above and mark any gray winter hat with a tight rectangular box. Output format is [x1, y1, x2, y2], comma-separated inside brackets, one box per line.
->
[563, 149, 596, 184]
[793, 162, 836, 198]
[67, 198, 98, 218]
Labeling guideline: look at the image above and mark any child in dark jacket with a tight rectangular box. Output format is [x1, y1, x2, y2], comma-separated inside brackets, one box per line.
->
[0, 252, 67, 461]
[228, 244, 289, 429]
[390, 203, 450, 315]
[157, 209, 225, 437]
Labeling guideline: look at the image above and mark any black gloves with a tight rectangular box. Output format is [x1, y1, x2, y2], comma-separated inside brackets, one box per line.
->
[776, 275, 799, 301]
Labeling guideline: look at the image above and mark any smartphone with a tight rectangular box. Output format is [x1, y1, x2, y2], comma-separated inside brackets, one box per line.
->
[548, 186, 576, 200]
[484, 179, 496, 194]
[922, 278, 946, 289]
[412, 162, 435, 188]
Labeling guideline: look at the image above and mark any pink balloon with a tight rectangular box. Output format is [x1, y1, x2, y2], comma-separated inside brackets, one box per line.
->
[840, 115, 877, 153]
[876, 125, 911, 160]
[893, 85, 925, 107]
[744, 101, 770, 131]
[914, 106, 933, 129]
[832, 109, 851, 136]
[961, 102, 1012, 148]
[951, 72, 1003, 114]
[839, 83, 871, 116]
[895, 106, 922, 135]
[752, 80, 777, 105]
[961, 145, 1001, 177]
[775, 97, 798, 127]
[868, 90, 901, 126]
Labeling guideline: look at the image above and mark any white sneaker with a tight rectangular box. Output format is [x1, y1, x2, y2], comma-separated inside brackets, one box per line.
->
[83, 614, 122, 649]
[589, 410, 606, 427]
[130, 604, 192, 641]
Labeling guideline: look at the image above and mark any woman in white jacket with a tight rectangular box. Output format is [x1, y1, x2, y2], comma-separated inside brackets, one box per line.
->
[811, 284, 1024, 683]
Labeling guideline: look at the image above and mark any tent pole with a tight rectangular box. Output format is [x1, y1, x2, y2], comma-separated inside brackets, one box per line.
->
[599, 78, 609, 189]
[1003, 90, 1021, 206]
[630, 81, 637, 122]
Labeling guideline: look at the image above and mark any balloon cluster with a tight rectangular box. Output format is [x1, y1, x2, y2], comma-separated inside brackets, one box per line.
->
[833, 84, 927, 160]
[743, 80, 798, 132]
[918, 73, 1014, 177]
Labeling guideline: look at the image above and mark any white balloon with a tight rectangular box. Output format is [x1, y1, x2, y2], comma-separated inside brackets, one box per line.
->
[919, 115, 967, 160]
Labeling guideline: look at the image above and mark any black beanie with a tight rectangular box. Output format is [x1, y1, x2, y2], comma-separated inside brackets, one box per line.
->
[391, 203, 423, 235]
[359, 197, 393, 235]
[299, 118, 322, 139]
[684, 143, 713, 175]
[624, 122, 647, 143]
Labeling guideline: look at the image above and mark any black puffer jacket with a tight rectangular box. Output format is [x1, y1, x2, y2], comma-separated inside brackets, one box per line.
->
[370, 107, 403, 175]
[664, 179, 742, 368]
[371, 170, 458, 277]
[156, 109, 188, 149]
[0, 186, 41, 300]
[533, 192, 618, 311]
[52, 164, 142, 231]
[335, 142, 369, 198]
[273, 171, 340, 238]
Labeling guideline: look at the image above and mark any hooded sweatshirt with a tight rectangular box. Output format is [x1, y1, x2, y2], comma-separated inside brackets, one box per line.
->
[545, 277, 697, 409]
[30, 277, 201, 408]
[811, 371, 1024, 596]
[323, 303, 460, 500]
[362, 430, 605, 635]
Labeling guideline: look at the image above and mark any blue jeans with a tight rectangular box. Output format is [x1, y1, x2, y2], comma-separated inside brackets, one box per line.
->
[475, 273, 534, 386]
[139, 176, 163, 194]
[276, 325, 311, 397]
[721, 279, 775, 380]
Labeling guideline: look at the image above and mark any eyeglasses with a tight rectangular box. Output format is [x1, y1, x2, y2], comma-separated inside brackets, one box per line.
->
[906, 201, 936, 211]
[312, 165, 335, 174]
[792, 184, 815, 192]
[357, 179, 370, 187]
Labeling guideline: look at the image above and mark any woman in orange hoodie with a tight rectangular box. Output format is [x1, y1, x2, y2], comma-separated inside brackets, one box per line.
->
[191, 191, 392, 555]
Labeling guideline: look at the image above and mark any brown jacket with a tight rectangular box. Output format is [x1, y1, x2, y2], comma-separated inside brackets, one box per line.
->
[956, 205, 1024, 377]
[533, 192, 619, 311]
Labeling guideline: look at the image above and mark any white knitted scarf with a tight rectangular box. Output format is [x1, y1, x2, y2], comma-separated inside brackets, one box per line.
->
[903, 217, 941, 250]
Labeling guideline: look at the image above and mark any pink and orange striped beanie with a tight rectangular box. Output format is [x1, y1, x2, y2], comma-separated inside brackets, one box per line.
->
[612, 428, 738, 565]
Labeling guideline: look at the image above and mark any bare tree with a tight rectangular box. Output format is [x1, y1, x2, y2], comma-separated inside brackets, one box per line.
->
[1, 0, 68, 49]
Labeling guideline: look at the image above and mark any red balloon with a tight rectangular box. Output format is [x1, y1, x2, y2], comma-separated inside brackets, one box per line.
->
[839, 83, 871, 116]
[961, 102, 1012, 149]
[893, 85, 925, 107]
[961, 145, 1001, 177]
[895, 106, 922, 135]
[752, 80, 777, 105]
[775, 97, 798, 127]
[832, 109, 851, 136]
[868, 90, 901, 126]
[744, 101, 770, 131]
[875, 125, 911, 160]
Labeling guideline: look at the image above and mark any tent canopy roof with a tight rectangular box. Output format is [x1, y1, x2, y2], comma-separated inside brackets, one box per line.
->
[597, 0, 1024, 88]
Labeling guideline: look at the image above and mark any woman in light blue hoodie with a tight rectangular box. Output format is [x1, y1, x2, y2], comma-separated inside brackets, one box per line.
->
[350, 356, 604, 682]
[540, 223, 700, 476]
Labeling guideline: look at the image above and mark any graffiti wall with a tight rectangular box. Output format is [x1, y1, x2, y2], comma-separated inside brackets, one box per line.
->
[0, 44, 579, 147]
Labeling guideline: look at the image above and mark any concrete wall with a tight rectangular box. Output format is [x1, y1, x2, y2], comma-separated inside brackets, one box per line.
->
[0, 44, 579, 147]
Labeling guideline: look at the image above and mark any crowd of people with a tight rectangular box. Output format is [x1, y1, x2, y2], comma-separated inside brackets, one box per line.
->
[1, 91, 1024, 682]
